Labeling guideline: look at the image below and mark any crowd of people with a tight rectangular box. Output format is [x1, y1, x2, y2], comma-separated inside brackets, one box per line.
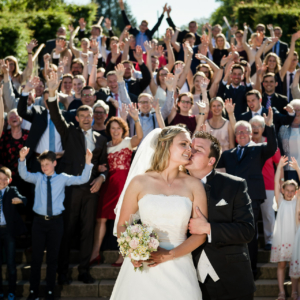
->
[0, 1, 300, 299]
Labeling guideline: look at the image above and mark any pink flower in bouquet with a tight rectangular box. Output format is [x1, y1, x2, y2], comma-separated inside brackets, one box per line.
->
[149, 237, 159, 250]
[131, 225, 142, 234]
[129, 237, 139, 249]
[126, 236, 131, 242]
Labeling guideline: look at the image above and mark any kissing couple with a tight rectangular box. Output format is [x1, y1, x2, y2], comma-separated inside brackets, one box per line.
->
[110, 126, 256, 300]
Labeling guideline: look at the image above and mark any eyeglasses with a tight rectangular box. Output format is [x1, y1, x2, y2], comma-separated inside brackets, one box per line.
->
[235, 130, 250, 135]
[159, 73, 168, 77]
[94, 111, 106, 115]
[82, 94, 94, 97]
[179, 100, 192, 104]
[138, 101, 150, 105]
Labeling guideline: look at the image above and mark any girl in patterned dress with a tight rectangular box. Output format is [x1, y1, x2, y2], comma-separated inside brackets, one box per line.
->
[271, 156, 299, 300]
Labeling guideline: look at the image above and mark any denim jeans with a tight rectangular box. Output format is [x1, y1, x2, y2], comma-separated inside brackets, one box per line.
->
[0, 227, 16, 294]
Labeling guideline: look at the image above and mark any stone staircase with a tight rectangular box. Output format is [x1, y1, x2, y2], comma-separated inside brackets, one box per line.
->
[1, 220, 293, 299]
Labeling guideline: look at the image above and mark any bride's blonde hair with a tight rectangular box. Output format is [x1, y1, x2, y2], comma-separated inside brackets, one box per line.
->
[146, 126, 188, 173]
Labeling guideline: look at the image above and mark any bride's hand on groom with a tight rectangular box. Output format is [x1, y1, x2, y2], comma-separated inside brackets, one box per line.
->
[148, 247, 173, 267]
[188, 207, 211, 235]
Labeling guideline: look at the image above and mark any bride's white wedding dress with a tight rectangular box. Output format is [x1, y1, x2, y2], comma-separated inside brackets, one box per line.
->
[110, 194, 202, 300]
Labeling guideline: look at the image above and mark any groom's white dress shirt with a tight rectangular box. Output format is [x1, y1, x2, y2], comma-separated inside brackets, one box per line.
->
[197, 172, 220, 283]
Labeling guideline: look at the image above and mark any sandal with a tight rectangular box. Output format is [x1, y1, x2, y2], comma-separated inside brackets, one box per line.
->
[291, 292, 298, 300]
[277, 292, 286, 300]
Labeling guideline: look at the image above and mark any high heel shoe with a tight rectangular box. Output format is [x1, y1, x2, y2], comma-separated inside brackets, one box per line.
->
[291, 291, 298, 300]
[90, 254, 101, 265]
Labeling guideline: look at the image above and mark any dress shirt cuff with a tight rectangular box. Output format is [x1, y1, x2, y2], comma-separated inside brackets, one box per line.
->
[22, 92, 29, 96]
[80, 28, 86, 31]
[48, 96, 56, 102]
[52, 52, 60, 59]
[222, 80, 227, 85]
[100, 174, 106, 182]
[200, 60, 207, 64]
[246, 82, 251, 87]
[288, 111, 296, 116]
[106, 96, 112, 103]
[207, 232, 212, 243]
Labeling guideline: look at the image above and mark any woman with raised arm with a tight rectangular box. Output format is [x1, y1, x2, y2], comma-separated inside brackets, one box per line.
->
[90, 106, 143, 267]
[110, 126, 207, 299]
[4, 39, 37, 92]
[230, 26, 248, 61]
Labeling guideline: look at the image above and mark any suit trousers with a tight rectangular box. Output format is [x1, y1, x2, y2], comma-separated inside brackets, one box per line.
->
[0, 227, 16, 294]
[199, 276, 253, 300]
[58, 186, 98, 275]
[247, 199, 261, 273]
[30, 215, 63, 292]
[261, 190, 275, 245]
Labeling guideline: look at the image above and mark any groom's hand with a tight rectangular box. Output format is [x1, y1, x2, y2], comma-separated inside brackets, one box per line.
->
[189, 207, 211, 235]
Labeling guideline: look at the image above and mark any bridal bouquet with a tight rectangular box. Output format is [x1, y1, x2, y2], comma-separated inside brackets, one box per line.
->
[117, 222, 159, 271]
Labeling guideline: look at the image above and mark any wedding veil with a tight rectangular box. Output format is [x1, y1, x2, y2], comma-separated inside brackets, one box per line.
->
[113, 128, 162, 236]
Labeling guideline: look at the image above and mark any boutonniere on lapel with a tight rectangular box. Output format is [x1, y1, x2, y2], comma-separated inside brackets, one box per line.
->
[215, 199, 228, 206]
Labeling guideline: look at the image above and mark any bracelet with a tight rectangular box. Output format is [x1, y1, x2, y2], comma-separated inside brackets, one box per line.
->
[280, 178, 285, 182]
[134, 119, 140, 123]
[199, 113, 205, 115]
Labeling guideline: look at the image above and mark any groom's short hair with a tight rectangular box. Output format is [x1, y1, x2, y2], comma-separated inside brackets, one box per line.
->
[193, 131, 221, 168]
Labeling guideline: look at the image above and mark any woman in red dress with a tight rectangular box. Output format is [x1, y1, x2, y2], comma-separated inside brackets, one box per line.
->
[90, 105, 143, 266]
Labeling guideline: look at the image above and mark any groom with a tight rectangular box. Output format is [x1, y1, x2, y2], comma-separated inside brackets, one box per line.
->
[186, 131, 256, 300]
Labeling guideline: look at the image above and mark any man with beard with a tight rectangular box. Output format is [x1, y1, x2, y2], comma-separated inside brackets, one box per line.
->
[186, 131, 255, 300]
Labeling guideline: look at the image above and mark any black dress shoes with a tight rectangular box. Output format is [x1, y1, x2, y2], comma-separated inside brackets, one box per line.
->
[57, 273, 72, 285]
[78, 272, 95, 284]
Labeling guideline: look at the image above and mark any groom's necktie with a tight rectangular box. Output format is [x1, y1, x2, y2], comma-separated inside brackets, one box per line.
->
[237, 146, 245, 161]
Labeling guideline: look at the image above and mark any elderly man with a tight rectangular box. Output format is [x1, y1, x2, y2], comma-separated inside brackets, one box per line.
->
[217, 112, 277, 278]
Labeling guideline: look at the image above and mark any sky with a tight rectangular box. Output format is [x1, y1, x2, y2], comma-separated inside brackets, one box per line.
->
[65, 0, 221, 35]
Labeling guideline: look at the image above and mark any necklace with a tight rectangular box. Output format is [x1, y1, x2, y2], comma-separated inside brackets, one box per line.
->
[161, 174, 176, 187]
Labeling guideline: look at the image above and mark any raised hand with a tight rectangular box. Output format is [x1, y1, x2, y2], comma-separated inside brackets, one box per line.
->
[111, 43, 120, 62]
[163, 3, 168, 13]
[19, 147, 30, 161]
[225, 98, 235, 115]
[292, 30, 300, 42]
[120, 103, 129, 121]
[284, 104, 295, 114]
[166, 5, 171, 16]
[174, 63, 183, 77]
[243, 23, 248, 30]
[47, 71, 60, 95]
[195, 53, 207, 61]
[200, 76, 210, 91]
[43, 53, 51, 63]
[220, 54, 232, 67]
[196, 101, 207, 115]
[90, 39, 99, 54]
[101, 35, 107, 46]
[104, 18, 112, 30]
[26, 39, 38, 53]
[278, 155, 289, 168]
[109, 97, 119, 109]
[267, 24, 273, 31]
[165, 73, 175, 90]
[0, 60, 9, 74]
[79, 18, 86, 29]
[128, 103, 139, 121]
[133, 45, 143, 63]
[23, 76, 40, 93]
[164, 30, 172, 44]
[115, 63, 125, 81]
[152, 98, 160, 111]
[143, 41, 153, 54]
[119, 41, 125, 52]
[263, 106, 273, 127]
[183, 41, 193, 56]
[69, 24, 74, 33]
[289, 157, 300, 171]
[119, 0, 125, 10]
[93, 53, 99, 65]
[85, 148, 93, 165]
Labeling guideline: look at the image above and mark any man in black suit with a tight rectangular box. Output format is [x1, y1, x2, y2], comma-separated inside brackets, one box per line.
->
[239, 89, 295, 133]
[217, 64, 252, 119]
[17, 77, 76, 173]
[105, 46, 151, 96]
[186, 131, 255, 300]
[262, 73, 288, 115]
[40, 27, 67, 69]
[166, 6, 201, 45]
[95, 71, 137, 120]
[269, 27, 288, 65]
[47, 73, 108, 284]
[217, 114, 277, 278]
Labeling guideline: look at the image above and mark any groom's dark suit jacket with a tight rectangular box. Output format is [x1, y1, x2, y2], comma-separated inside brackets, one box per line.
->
[192, 170, 256, 299]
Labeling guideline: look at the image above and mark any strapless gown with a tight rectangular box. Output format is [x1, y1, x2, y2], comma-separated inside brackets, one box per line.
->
[110, 194, 202, 300]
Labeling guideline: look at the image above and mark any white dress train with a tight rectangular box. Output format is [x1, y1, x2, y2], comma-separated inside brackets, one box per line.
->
[110, 194, 202, 300]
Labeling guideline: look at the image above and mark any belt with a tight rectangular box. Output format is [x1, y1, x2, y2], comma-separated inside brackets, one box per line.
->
[35, 213, 62, 221]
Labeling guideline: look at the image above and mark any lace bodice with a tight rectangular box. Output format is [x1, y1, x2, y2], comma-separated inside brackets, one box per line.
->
[138, 194, 193, 249]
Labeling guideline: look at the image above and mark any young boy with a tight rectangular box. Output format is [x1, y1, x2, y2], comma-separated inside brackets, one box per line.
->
[18, 147, 93, 300]
[0, 167, 27, 300]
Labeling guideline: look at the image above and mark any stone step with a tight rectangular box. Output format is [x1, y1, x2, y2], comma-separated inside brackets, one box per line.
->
[254, 279, 292, 297]
[14, 249, 119, 265]
[1, 264, 120, 281]
[257, 263, 288, 279]
[2, 281, 100, 297]
[99, 280, 115, 298]
[258, 249, 271, 263]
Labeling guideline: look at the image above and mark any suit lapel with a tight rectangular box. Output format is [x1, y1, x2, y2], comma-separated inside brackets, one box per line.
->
[76, 127, 86, 152]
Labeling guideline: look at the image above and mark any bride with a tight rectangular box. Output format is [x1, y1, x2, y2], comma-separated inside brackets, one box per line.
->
[110, 126, 207, 300]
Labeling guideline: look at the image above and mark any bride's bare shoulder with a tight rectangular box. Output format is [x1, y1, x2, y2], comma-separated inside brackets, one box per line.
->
[130, 172, 159, 184]
[180, 172, 204, 189]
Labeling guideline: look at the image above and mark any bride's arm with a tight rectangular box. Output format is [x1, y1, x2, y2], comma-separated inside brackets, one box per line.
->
[150, 178, 207, 266]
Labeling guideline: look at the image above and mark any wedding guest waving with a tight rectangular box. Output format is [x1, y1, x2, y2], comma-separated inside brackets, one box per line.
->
[90, 107, 143, 267]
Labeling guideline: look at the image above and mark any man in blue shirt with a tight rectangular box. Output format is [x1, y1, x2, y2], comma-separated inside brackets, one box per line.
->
[18, 147, 93, 300]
